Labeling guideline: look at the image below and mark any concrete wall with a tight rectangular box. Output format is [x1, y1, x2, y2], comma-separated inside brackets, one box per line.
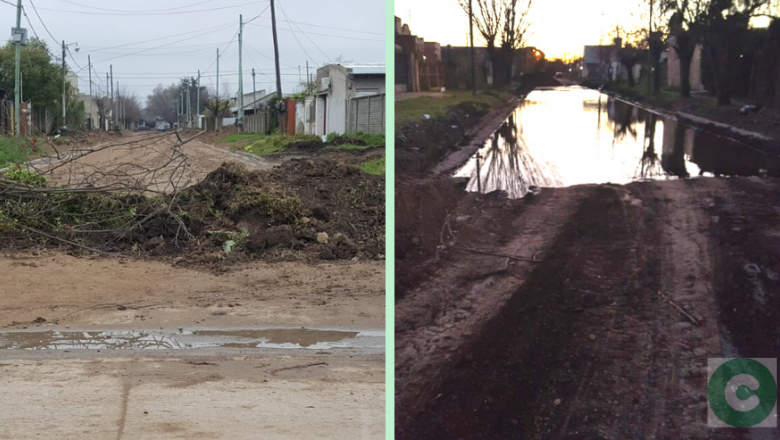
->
[667, 40, 705, 91]
[315, 65, 349, 135]
[353, 75, 385, 97]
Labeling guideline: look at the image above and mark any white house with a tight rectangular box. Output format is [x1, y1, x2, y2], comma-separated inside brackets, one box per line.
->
[311, 64, 385, 135]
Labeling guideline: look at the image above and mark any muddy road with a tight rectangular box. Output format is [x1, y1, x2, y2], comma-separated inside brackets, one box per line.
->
[0, 131, 385, 439]
[396, 88, 780, 438]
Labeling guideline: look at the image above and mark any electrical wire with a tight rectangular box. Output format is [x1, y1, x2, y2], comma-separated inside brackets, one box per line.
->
[28, 0, 60, 43]
[79, 21, 235, 54]
[59, 0, 216, 13]
[278, 0, 332, 63]
[246, 22, 383, 42]
[94, 24, 237, 64]
[37, 1, 267, 16]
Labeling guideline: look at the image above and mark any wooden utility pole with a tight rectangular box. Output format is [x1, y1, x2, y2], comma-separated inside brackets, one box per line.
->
[106, 72, 109, 130]
[238, 14, 244, 133]
[110, 65, 114, 129]
[215, 48, 220, 131]
[196, 70, 200, 129]
[252, 68, 256, 108]
[469, 0, 476, 95]
[62, 41, 67, 123]
[13, 0, 22, 136]
[270, 0, 285, 134]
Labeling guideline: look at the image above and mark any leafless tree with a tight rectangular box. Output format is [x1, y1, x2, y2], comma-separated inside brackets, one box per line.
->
[457, 0, 534, 86]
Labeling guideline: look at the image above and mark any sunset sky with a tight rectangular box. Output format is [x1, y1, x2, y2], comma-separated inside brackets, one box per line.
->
[394, 0, 772, 60]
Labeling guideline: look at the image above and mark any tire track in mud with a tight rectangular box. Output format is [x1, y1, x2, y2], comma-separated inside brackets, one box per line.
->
[395, 187, 588, 434]
[399, 186, 640, 439]
[400, 179, 778, 440]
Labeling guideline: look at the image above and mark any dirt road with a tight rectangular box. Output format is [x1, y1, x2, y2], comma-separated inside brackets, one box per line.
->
[396, 176, 780, 439]
[0, 350, 383, 439]
[0, 131, 386, 439]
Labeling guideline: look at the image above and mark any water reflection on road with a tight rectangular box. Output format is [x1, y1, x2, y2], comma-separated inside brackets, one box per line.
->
[456, 86, 779, 198]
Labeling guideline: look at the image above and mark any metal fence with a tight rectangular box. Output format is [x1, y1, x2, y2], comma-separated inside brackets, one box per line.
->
[347, 94, 385, 135]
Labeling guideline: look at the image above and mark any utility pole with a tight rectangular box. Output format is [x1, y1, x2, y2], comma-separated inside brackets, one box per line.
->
[469, 0, 476, 95]
[306, 61, 310, 87]
[87, 55, 92, 130]
[187, 80, 191, 128]
[196, 70, 201, 129]
[106, 72, 109, 130]
[238, 14, 244, 133]
[62, 41, 67, 123]
[270, 0, 285, 134]
[215, 48, 220, 131]
[110, 65, 114, 129]
[13, 0, 22, 136]
[252, 68, 256, 111]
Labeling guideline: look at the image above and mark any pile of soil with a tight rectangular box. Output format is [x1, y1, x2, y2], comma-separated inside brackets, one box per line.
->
[1, 157, 384, 264]
[396, 102, 489, 177]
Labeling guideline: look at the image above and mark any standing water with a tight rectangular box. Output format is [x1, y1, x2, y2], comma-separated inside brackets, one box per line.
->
[456, 86, 780, 198]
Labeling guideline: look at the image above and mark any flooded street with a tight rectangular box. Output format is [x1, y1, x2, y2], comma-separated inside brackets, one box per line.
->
[456, 87, 780, 198]
[397, 88, 780, 439]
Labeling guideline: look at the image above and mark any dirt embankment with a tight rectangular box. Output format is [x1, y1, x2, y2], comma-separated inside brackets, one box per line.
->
[396, 176, 780, 439]
[2, 137, 384, 265]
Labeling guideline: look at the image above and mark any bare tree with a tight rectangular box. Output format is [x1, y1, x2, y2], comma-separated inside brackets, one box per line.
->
[457, 0, 533, 86]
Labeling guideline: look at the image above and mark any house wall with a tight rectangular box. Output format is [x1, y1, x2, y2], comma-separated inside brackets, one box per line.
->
[353, 76, 385, 97]
[667, 40, 705, 91]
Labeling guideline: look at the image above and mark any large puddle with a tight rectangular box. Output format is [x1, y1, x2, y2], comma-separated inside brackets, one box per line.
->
[456, 86, 780, 198]
[0, 328, 384, 351]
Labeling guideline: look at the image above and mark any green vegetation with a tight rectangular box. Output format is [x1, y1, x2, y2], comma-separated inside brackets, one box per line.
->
[216, 134, 265, 144]
[241, 134, 321, 156]
[3, 166, 46, 186]
[395, 89, 514, 127]
[354, 157, 385, 176]
[324, 133, 385, 152]
[0, 137, 42, 168]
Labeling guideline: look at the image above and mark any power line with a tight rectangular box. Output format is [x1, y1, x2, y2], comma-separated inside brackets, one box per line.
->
[278, 0, 332, 63]
[255, 14, 384, 36]
[79, 21, 235, 54]
[28, 0, 60, 43]
[275, 0, 320, 67]
[59, 0, 217, 13]
[37, 1, 267, 16]
[94, 24, 237, 64]
[246, 22, 383, 42]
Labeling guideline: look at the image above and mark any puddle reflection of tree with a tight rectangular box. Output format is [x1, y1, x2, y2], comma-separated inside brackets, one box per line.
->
[475, 113, 561, 198]
[636, 112, 665, 179]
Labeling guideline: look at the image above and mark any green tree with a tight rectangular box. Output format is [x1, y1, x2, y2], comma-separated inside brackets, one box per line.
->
[0, 38, 63, 116]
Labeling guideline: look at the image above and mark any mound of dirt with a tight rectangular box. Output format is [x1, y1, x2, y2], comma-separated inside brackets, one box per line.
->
[396, 101, 489, 176]
[1, 157, 384, 265]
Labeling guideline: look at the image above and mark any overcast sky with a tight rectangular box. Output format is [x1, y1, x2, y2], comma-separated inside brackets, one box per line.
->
[395, 0, 774, 60]
[2, 0, 384, 104]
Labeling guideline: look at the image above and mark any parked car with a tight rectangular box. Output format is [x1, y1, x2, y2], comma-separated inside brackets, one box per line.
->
[555, 72, 563, 78]
[56, 125, 73, 135]
[157, 125, 166, 131]
[137, 125, 150, 131]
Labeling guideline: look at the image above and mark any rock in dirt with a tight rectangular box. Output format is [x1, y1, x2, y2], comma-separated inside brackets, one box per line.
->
[317, 232, 329, 244]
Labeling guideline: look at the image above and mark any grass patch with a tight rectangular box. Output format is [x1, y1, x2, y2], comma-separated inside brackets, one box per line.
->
[216, 134, 265, 144]
[327, 133, 385, 147]
[395, 89, 514, 128]
[242, 134, 322, 156]
[327, 144, 374, 152]
[0, 137, 40, 168]
[354, 157, 385, 175]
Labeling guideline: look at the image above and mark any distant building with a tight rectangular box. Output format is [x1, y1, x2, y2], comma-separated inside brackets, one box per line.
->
[666, 38, 705, 91]
[307, 63, 385, 135]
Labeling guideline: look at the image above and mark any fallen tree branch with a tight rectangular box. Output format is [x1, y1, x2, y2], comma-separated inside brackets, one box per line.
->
[270, 362, 328, 376]
[658, 291, 700, 326]
[449, 244, 542, 263]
